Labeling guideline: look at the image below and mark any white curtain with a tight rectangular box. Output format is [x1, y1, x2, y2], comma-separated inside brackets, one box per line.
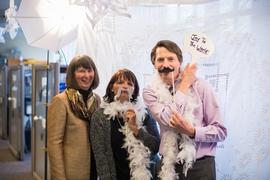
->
[74, 0, 270, 179]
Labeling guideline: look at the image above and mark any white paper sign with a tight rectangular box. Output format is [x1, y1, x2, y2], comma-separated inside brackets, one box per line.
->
[183, 32, 215, 63]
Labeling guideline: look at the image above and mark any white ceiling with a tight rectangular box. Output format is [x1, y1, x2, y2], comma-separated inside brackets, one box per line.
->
[0, 0, 214, 26]
[128, 0, 217, 5]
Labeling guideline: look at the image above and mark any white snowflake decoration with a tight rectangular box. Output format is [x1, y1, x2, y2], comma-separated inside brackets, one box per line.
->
[0, 6, 19, 43]
[71, 0, 130, 28]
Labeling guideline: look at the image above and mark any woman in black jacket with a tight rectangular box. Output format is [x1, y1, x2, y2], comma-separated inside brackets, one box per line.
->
[90, 68, 160, 180]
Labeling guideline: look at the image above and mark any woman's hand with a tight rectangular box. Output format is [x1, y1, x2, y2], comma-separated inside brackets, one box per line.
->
[125, 109, 139, 136]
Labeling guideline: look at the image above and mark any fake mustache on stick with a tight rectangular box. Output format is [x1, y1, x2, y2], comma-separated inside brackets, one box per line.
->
[114, 87, 133, 101]
[158, 67, 174, 73]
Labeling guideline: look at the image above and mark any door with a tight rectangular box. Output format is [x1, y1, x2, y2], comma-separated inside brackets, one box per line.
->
[0, 63, 8, 139]
[7, 64, 24, 160]
[32, 63, 59, 180]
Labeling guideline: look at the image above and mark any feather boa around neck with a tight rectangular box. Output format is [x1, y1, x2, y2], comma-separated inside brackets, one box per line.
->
[151, 72, 198, 179]
[101, 99, 152, 180]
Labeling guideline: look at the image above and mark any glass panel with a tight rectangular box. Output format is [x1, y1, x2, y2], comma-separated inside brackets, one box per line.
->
[33, 68, 46, 180]
[32, 63, 58, 180]
[8, 66, 24, 160]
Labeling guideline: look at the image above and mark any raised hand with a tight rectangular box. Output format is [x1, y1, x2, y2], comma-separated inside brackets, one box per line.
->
[125, 109, 139, 136]
[177, 63, 197, 94]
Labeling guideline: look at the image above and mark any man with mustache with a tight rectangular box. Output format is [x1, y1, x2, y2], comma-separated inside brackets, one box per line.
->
[143, 40, 227, 180]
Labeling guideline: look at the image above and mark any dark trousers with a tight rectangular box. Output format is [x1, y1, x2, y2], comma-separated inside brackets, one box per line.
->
[157, 156, 216, 180]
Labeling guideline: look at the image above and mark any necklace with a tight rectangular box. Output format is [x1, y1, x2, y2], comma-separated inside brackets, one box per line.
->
[116, 117, 125, 128]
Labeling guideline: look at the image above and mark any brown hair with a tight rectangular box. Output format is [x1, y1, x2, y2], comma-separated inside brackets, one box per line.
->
[103, 69, 139, 103]
[150, 40, 183, 65]
[66, 55, 99, 90]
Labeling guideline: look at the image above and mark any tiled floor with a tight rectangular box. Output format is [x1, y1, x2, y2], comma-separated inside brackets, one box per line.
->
[0, 139, 35, 180]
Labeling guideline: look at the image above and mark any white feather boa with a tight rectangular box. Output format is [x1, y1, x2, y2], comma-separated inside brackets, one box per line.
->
[101, 99, 152, 180]
[150, 72, 198, 179]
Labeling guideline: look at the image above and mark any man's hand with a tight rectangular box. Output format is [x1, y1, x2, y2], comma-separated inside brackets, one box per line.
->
[169, 111, 195, 138]
[177, 63, 197, 94]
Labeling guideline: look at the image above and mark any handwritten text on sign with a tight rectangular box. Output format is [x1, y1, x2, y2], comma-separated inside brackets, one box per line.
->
[184, 32, 214, 60]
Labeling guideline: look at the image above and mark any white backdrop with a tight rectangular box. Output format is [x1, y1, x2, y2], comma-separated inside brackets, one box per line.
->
[73, 0, 270, 179]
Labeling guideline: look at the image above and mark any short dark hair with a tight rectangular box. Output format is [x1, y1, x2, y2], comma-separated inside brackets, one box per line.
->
[66, 55, 99, 90]
[103, 68, 139, 103]
[150, 40, 183, 65]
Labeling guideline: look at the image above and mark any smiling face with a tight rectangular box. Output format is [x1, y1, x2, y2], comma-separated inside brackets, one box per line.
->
[154, 47, 181, 85]
[74, 66, 94, 91]
[112, 77, 135, 103]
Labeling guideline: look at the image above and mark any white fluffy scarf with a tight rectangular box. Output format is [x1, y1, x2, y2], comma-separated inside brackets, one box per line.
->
[101, 99, 152, 180]
[150, 72, 198, 179]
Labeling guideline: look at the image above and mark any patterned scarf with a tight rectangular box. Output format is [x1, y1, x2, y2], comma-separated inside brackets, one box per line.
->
[65, 88, 99, 121]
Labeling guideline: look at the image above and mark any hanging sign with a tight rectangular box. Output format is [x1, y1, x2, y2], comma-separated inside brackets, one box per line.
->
[183, 32, 215, 63]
